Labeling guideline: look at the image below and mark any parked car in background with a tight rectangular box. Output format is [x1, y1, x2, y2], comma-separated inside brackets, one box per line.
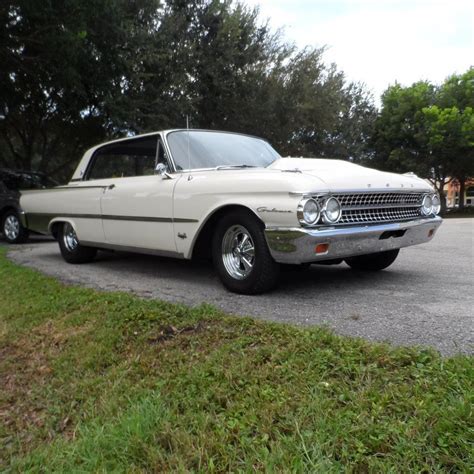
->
[0, 169, 58, 243]
[19, 130, 442, 294]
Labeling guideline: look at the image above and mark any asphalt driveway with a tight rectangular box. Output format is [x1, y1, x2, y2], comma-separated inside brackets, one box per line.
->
[4, 218, 473, 356]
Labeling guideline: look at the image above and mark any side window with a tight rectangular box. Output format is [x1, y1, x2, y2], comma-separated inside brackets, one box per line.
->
[87, 136, 160, 180]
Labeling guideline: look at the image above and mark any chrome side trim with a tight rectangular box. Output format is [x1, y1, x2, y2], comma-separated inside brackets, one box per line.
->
[26, 212, 197, 224]
[80, 241, 185, 259]
[265, 217, 442, 264]
[21, 184, 109, 193]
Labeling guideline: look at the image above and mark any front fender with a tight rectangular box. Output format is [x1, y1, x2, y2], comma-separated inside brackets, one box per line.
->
[174, 195, 301, 259]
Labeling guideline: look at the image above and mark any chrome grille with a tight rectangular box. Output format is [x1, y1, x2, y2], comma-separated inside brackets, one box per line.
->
[339, 207, 421, 224]
[320, 192, 425, 225]
[332, 192, 424, 207]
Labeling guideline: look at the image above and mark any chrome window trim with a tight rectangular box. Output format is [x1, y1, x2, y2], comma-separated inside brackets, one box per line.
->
[162, 129, 279, 173]
[82, 133, 180, 181]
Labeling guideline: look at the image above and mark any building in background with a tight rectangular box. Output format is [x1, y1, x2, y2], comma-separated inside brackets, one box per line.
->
[444, 178, 474, 208]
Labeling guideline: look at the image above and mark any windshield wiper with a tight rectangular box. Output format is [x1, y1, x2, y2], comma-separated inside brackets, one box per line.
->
[215, 164, 258, 170]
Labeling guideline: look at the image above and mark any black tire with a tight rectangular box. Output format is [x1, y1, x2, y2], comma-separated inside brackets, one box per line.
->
[2, 210, 29, 244]
[212, 210, 280, 294]
[345, 249, 400, 271]
[58, 222, 97, 264]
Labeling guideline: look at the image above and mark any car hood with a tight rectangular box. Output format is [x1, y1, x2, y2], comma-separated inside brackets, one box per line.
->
[268, 157, 431, 192]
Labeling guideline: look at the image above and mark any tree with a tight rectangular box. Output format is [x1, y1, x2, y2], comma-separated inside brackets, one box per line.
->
[435, 68, 474, 208]
[0, 0, 161, 181]
[421, 106, 474, 209]
[319, 81, 377, 163]
[370, 69, 474, 211]
[0, 0, 376, 180]
[116, 0, 377, 161]
[370, 81, 435, 174]
[119, 0, 292, 135]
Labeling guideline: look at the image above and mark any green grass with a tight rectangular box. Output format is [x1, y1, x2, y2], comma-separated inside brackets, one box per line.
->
[0, 248, 472, 472]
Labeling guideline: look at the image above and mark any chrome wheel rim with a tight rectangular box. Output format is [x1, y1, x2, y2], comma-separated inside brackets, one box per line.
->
[222, 225, 255, 280]
[4, 215, 20, 241]
[63, 223, 79, 252]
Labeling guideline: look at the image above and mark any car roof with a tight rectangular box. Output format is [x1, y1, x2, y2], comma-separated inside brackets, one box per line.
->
[87, 129, 267, 152]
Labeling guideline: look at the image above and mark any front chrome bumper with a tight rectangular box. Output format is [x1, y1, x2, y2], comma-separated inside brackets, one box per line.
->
[265, 217, 442, 264]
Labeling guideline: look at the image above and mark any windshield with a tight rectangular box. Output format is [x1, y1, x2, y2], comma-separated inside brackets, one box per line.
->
[166, 131, 280, 170]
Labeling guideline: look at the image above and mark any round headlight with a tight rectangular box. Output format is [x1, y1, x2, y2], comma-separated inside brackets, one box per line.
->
[298, 198, 320, 226]
[431, 194, 441, 215]
[421, 194, 433, 216]
[322, 197, 342, 224]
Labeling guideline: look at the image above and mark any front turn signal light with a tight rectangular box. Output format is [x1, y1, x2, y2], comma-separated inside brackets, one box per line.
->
[315, 243, 329, 254]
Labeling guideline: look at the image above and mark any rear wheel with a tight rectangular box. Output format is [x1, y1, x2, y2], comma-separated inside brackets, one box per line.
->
[2, 210, 29, 243]
[58, 222, 97, 264]
[212, 211, 280, 294]
[345, 249, 400, 271]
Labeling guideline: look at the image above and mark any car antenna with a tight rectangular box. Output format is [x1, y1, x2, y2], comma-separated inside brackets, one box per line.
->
[186, 115, 191, 175]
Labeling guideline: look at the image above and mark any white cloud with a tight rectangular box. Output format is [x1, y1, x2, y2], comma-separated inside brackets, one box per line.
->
[245, 0, 473, 103]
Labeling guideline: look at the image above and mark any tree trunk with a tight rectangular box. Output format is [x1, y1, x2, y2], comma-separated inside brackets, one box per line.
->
[458, 178, 466, 210]
[434, 180, 448, 214]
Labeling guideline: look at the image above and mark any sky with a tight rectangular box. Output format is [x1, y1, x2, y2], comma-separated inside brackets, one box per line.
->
[244, 0, 473, 104]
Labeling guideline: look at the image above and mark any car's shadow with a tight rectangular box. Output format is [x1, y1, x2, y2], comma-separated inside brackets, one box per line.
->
[0, 234, 54, 245]
[14, 241, 419, 300]
[80, 248, 415, 295]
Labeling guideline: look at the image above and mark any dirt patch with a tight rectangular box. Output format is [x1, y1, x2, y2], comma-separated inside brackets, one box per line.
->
[148, 321, 207, 344]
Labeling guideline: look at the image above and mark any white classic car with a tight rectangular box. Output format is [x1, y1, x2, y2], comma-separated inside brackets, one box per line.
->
[20, 129, 442, 294]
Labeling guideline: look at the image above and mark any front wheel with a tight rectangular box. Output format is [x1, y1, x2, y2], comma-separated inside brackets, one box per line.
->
[212, 211, 280, 294]
[2, 210, 29, 243]
[58, 222, 97, 264]
[345, 249, 400, 271]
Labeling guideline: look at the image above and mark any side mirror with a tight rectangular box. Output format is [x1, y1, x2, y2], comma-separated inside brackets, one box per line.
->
[155, 163, 173, 179]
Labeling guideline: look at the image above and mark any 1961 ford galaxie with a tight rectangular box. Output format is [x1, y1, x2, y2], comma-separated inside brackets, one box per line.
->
[20, 129, 442, 294]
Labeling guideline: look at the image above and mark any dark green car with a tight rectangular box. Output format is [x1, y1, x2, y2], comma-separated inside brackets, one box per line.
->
[0, 169, 58, 243]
